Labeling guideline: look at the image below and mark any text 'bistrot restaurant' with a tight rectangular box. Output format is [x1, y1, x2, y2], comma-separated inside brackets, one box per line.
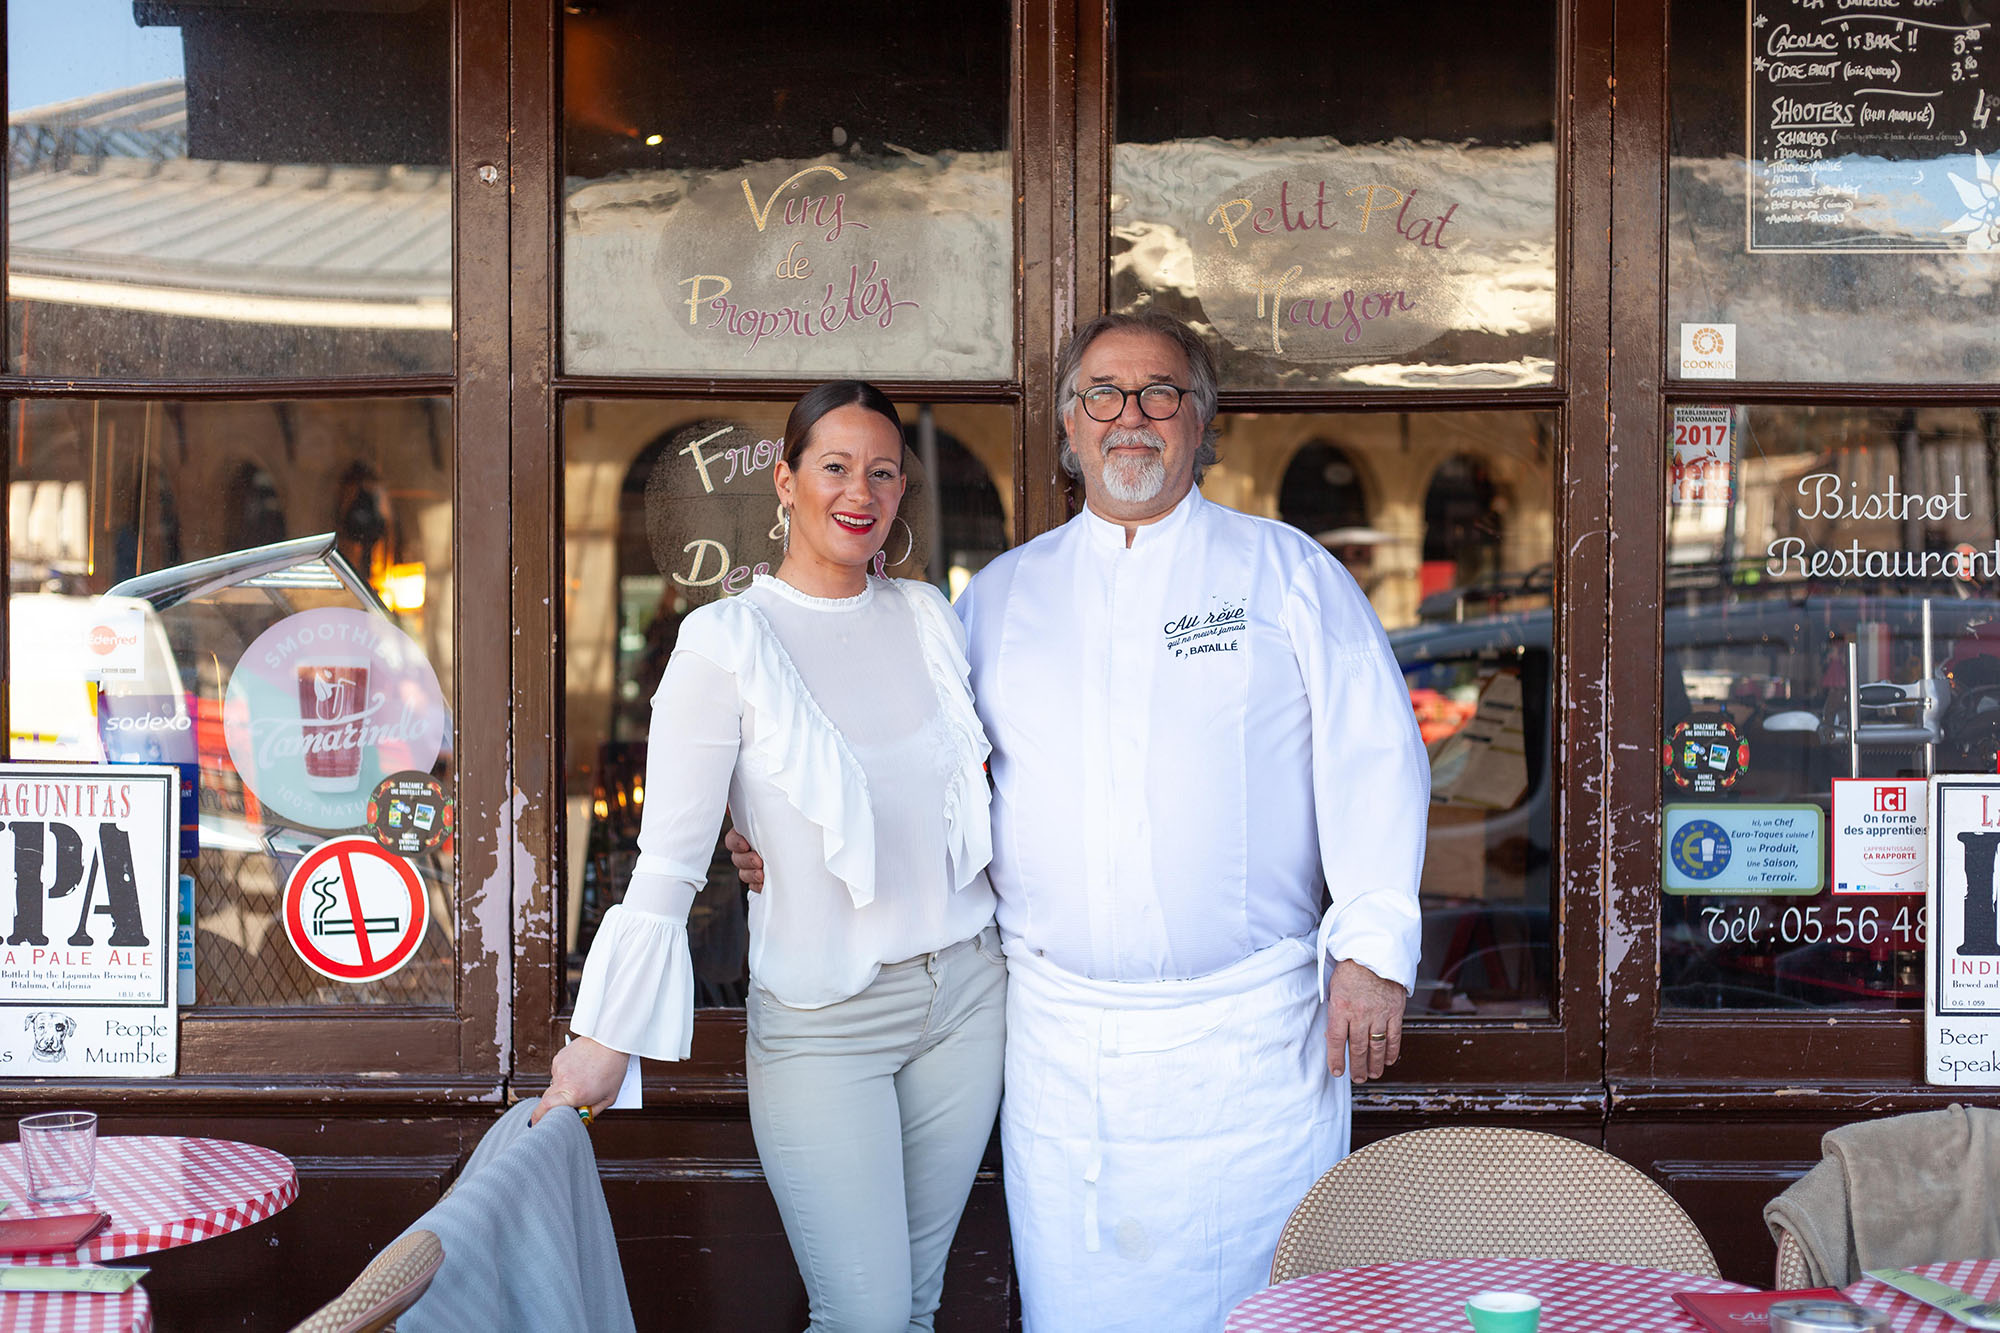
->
[0, 0, 1996, 1328]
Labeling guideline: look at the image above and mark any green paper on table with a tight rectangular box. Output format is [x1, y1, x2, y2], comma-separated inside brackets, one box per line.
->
[1864, 1270, 2000, 1330]
[0, 1265, 146, 1294]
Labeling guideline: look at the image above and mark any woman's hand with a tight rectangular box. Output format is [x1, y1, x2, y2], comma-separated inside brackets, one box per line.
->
[531, 1035, 630, 1124]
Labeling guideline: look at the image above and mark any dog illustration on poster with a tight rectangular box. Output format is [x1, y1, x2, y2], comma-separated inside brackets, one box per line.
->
[23, 1011, 76, 1063]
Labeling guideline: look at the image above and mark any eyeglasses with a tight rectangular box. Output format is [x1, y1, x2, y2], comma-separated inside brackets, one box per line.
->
[1073, 383, 1189, 423]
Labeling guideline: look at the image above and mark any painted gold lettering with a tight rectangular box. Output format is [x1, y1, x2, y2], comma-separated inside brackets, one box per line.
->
[740, 165, 849, 232]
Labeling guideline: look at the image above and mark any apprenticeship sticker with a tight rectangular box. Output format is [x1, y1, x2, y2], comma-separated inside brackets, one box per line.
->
[281, 836, 429, 984]
[1832, 778, 1928, 896]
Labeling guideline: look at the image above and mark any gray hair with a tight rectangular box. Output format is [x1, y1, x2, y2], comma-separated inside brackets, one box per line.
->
[1055, 310, 1220, 484]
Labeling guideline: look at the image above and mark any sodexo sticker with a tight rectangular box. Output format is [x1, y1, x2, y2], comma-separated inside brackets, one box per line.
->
[223, 609, 447, 831]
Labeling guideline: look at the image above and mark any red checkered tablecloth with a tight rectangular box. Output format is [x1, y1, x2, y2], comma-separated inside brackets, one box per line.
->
[0, 1285, 149, 1333]
[1846, 1259, 2000, 1331]
[1226, 1256, 1753, 1332]
[0, 1137, 296, 1263]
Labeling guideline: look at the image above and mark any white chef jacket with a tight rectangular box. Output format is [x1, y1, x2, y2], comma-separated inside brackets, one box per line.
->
[570, 575, 997, 1062]
[956, 487, 1426, 989]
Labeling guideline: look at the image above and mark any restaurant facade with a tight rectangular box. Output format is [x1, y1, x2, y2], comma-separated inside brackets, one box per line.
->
[2, 0, 1998, 1325]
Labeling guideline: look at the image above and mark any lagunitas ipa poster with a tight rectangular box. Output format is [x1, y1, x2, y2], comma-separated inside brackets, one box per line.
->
[0, 764, 178, 1077]
[221, 609, 446, 832]
[1925, 776, 2000, 1085]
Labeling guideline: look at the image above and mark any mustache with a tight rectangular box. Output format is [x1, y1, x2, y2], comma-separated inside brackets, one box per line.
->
[1102, 427, 1166, 453]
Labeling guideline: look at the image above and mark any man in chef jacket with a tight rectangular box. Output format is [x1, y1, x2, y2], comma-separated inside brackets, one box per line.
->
[735, 309, 1426, 1331]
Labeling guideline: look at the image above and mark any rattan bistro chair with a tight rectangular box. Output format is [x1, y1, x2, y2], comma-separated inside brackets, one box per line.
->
[1268, 1126, 1719, 1284]
[287, 1228, 445, 1333]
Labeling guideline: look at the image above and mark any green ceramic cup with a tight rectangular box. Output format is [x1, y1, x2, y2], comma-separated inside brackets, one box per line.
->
[1464, 1290, 1541, 1333]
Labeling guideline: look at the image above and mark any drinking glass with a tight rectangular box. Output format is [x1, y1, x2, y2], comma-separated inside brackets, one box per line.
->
[19, 1111, 97, 1203]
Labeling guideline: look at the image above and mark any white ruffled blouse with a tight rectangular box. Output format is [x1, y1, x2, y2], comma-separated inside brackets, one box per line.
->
[569, 574, 997, 1062]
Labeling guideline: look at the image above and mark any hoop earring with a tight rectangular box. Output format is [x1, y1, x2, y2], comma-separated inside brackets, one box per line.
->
[883, 517, 915, 568]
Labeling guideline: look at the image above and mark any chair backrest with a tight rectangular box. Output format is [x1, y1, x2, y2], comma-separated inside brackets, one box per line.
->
[288, 1229, 445, 1333]
[1773, 1228, 1812, 1290]
[1269, 1126, 1719, 1284]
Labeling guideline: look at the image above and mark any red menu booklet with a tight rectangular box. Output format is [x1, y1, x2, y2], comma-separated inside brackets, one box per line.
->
[1673, 1289, 1846, 1331]
[0, 1212, 110, 1256]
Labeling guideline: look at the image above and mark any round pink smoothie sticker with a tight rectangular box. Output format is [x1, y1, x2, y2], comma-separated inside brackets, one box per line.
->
[223, 609, 446, 831]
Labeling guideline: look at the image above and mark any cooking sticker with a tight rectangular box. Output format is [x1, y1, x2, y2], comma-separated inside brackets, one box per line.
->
[223, 609, 447, 832]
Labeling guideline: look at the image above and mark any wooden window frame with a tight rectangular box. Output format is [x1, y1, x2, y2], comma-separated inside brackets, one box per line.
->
[513, 0, 1618, 1116]
[0, 0, 513, 1100]
[1605, 0, 1990, 1108]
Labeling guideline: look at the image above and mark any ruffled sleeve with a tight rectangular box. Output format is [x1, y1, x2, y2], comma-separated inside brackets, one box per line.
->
[676, 599, 879, 907]
[568, 879, 697, 1061]
[895, 579, 995, 892]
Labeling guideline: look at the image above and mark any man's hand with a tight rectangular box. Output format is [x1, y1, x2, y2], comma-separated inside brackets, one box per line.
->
[1326, 959, 1405, 1084]
[530, 1035, 629, 1125]
[723, 828, 765, 891]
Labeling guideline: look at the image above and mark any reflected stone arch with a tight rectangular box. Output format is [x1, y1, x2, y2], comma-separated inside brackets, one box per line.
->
[908, 417, 1007, 590]
[1277, 439, 1372, 540]
[1422, 452, 1503, 588]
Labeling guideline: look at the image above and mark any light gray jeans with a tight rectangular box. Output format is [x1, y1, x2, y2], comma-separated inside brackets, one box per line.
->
[746, 924, 1007, 1333]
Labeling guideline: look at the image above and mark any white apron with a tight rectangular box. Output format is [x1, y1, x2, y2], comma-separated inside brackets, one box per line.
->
[1001, 935, 1349, 1333]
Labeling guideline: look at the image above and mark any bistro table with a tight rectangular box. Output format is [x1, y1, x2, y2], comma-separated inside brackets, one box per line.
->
[0, 1137, 297, 1264]
[1845, 1259, 2000, 1332]
[0, 1286, 150, 1333]
[1225, 1256, 1754, 1332]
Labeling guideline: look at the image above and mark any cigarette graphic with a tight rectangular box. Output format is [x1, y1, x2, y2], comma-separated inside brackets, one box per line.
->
[307, 873, 400, 938]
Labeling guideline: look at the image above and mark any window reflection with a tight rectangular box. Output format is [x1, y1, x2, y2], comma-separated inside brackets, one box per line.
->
[5, 0, 451, 379]
[561, 399, 1013, 1005]
[1112, 0, 1558, 389]
[1206, 410, 1557, 1017]
[1660, 406, 2000, 1009]
[1670, 0, 2000, 383]
[560, 2, 1013, 380]
[5, 398, 456, 1006]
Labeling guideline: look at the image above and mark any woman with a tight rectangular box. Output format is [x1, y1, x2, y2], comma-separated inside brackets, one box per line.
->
[535, 381, 1005, 1333]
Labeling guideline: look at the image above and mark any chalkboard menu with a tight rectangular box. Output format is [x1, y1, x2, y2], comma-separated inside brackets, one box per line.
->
[1749, 0, 2000, 251]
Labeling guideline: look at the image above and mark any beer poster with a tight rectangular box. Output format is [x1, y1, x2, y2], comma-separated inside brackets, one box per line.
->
[0, 764, 178, 1078]
[1925, 776, 2000, 1085]
[220, 609, 447, 832]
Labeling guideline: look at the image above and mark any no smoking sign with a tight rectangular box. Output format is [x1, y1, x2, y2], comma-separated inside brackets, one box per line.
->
[282, 836, 430, 983]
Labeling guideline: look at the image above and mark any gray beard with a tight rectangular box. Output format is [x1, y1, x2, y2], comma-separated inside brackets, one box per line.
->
[1099, 430, 1167, 504]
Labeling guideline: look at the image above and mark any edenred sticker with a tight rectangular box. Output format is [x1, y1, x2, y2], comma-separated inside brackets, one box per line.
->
[282, 836, 429, 983]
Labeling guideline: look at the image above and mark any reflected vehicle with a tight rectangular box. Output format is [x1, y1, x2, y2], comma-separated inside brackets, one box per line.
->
[1399, 579, 2000, 1013]
[8, 534, 455, 1007]
[1391, 609, 1553, 1018]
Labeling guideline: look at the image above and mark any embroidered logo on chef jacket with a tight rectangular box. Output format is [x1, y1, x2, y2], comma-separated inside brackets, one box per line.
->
[1162, 600, 1248, 659]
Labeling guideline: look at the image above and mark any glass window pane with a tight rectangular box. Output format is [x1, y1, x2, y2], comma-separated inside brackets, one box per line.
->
[1206, 409, 1557, 1017]
[561, 4, 1013, 380]
[561, 398, 1013, 1004]
[6, 398, 457, 1006]
[1658, 405, 2000, 1010]
[1112, 1, 1558, 390]
[1670, 0, 2000, 383]
[6, 1, 451, 379]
